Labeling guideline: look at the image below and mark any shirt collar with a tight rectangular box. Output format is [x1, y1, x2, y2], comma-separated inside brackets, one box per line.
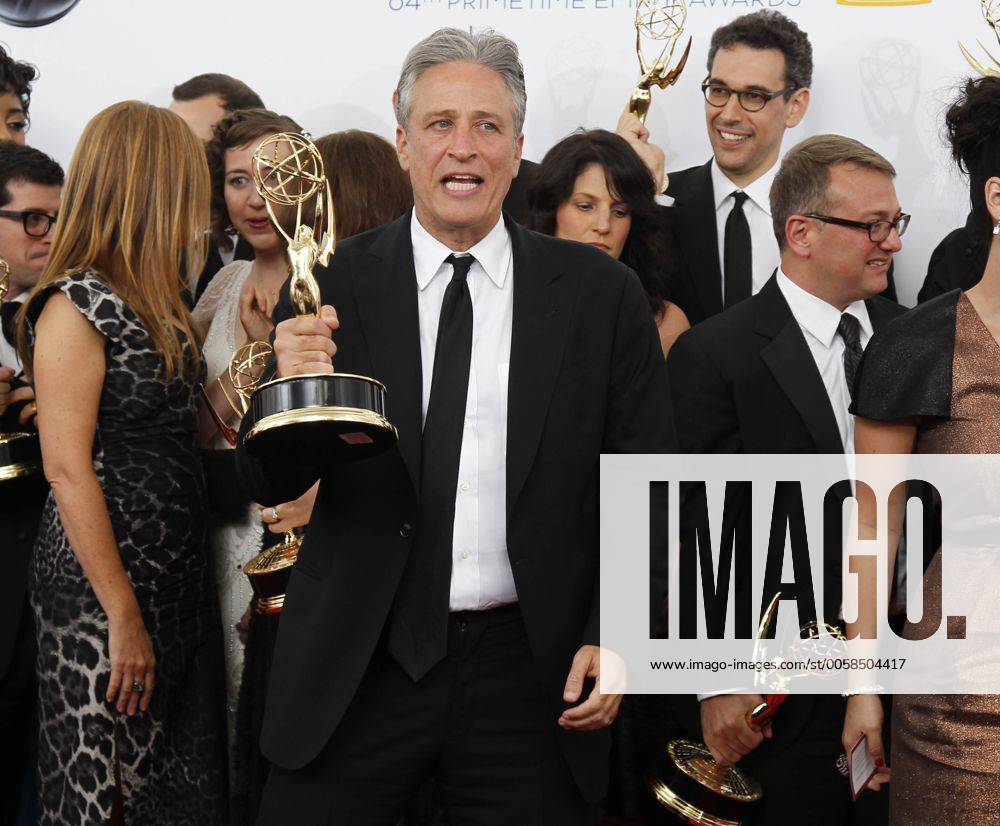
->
[776, 268, 873, 348]
[711, 157, 779, 217]
[410, 211, 511, 292]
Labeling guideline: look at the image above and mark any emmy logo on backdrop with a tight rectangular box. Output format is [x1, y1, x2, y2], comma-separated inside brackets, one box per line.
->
[646, 594, 848, 826]
[0, 257, 42, 483]
[960, 0, 1000, 76]
[627, 0, 691, 126]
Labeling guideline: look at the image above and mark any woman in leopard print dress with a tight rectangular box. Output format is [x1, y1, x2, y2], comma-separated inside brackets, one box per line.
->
[18, 102, 227, 824]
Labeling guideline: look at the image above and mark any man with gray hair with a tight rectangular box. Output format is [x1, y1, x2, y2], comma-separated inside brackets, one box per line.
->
[238, 27, 675, 824]
[666, 134, 906, 823]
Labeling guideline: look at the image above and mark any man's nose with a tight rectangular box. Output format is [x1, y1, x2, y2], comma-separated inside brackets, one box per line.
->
[718, 92, 744, 123]
[447, 125, 476, 160]
[880, 226, 903, 253]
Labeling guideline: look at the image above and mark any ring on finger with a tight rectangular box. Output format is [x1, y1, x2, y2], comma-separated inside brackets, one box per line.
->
[268, 506, 280, 523]
[131, 679, 145, 693]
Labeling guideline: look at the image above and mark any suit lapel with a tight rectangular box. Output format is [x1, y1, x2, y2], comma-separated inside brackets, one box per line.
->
[673, 160, 723, 319]
[506, 221, 576, 514]
[352, 212, 423, 492]
[756, 277, 844, 453]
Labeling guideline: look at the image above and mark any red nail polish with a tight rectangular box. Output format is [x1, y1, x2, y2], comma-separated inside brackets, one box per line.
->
[875, 758, 885, 768]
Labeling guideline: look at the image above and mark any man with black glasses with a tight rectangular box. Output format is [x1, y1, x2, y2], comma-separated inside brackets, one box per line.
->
[0, 141, 62, 825]
[667, 134, 905, 824]
[666, 11, 895, 326]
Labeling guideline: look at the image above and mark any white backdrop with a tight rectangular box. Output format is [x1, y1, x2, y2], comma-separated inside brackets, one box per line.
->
[1, 0, 991, 304]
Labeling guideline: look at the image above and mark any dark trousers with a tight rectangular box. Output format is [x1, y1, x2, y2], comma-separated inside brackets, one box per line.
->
[257, 605, 593, 826]
[0, 604, 35, 826]
[740, 695, 851, 826]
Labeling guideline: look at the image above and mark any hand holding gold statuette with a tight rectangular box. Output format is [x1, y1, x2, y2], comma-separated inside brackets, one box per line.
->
[627, 0, 691, 126]
[238, 132, 397, 467]
[960, 0, 1000, 77]
[646, 593, 847, 826]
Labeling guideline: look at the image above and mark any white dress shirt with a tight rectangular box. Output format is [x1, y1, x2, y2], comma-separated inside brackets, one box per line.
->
[776, 269, 873, 453]
[0, 292, 26, 373]
[410, 212, 517, 611]
[712, 159, 781, 302]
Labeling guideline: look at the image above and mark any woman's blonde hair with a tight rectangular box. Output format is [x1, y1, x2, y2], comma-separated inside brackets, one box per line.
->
[18, 100, 209, 377]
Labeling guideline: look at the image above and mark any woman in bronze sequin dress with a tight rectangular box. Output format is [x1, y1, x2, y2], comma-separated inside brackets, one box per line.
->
[844, 77, 1000, 824]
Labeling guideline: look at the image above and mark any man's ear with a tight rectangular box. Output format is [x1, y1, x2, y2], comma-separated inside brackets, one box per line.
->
[785, 214, 812, 258]
[396, 124, 410, 173]
[785, 87, 810, 129]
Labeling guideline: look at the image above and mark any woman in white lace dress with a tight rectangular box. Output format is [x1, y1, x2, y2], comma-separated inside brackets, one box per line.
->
[192, 109, 303, 763]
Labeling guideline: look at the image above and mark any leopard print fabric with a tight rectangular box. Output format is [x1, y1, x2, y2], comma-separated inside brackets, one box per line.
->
[27, 272, 227, 825]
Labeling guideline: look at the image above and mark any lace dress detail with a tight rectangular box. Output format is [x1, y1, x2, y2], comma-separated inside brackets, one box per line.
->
[193, 260, 263, 756]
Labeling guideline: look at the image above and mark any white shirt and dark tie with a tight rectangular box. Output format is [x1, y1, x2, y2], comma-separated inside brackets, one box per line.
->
[409, 212, 517, 611]
[775, 269, 873, 453]
[711, 159, 781, 306]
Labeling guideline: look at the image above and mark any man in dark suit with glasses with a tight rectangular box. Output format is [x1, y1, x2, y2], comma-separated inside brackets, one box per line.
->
[666, 11, 895, 327]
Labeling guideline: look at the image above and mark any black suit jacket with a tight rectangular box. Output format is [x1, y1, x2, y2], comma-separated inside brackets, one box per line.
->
[501, 157, 537, 224]
[664, 274, 903, 757]
[0, 388, 46, 680]
[917, 212, 987, 304]
[667, 160, 897, 325]
[235, 211, 676, 800]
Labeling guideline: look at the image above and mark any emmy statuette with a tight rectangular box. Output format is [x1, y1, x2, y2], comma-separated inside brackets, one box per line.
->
[0, 257, 42, 483]
[240, 132, 397, 466]
[959, 0, 1000, 76]
[647, 594, 847, 825]
[627, 0, 691, 125]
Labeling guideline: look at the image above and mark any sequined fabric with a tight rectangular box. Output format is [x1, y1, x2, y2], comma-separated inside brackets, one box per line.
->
[892, 293, 1000, 825]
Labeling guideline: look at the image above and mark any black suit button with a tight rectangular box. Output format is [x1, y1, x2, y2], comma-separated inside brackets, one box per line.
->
[399, 523, 413, 539]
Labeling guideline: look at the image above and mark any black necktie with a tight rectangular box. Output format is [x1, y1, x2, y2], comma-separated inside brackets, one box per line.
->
[837, 313, 864, 401]
[388, 253, 475, 681]
[724, 191, 752, 309]
[1, 301, 18, 348]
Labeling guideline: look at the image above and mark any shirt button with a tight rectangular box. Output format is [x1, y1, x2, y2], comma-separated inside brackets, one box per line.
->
[460, 482, 470, 492]
[399, 523, 413, 538]
[460, 550, 469, 560]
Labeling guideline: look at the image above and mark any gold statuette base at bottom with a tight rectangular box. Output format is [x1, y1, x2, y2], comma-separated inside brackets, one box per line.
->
[244, 532, 302, 616]
[647, 778, 742, 826]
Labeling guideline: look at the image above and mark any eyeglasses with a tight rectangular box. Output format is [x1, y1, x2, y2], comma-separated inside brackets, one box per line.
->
[803, 212, 910, 243]
[0, 209, 57, 237]
[701, 81, 797, 113]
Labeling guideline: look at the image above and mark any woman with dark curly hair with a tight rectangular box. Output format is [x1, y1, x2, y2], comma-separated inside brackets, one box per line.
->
[526, 128, 688, 356]
[918, 77, 1000, 301]
[844, 75, 1000, 823]
[0, 44, 36, 143]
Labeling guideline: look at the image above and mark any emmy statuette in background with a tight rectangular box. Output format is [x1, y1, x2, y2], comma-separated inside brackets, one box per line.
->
[647, 594, 847, 825]
[0, 257, 42, 482]
[627, 0, 691, 124]
[959, 0, 1000, 76]
[240, 132, 397, 466]
[626, 0, 691, 195]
